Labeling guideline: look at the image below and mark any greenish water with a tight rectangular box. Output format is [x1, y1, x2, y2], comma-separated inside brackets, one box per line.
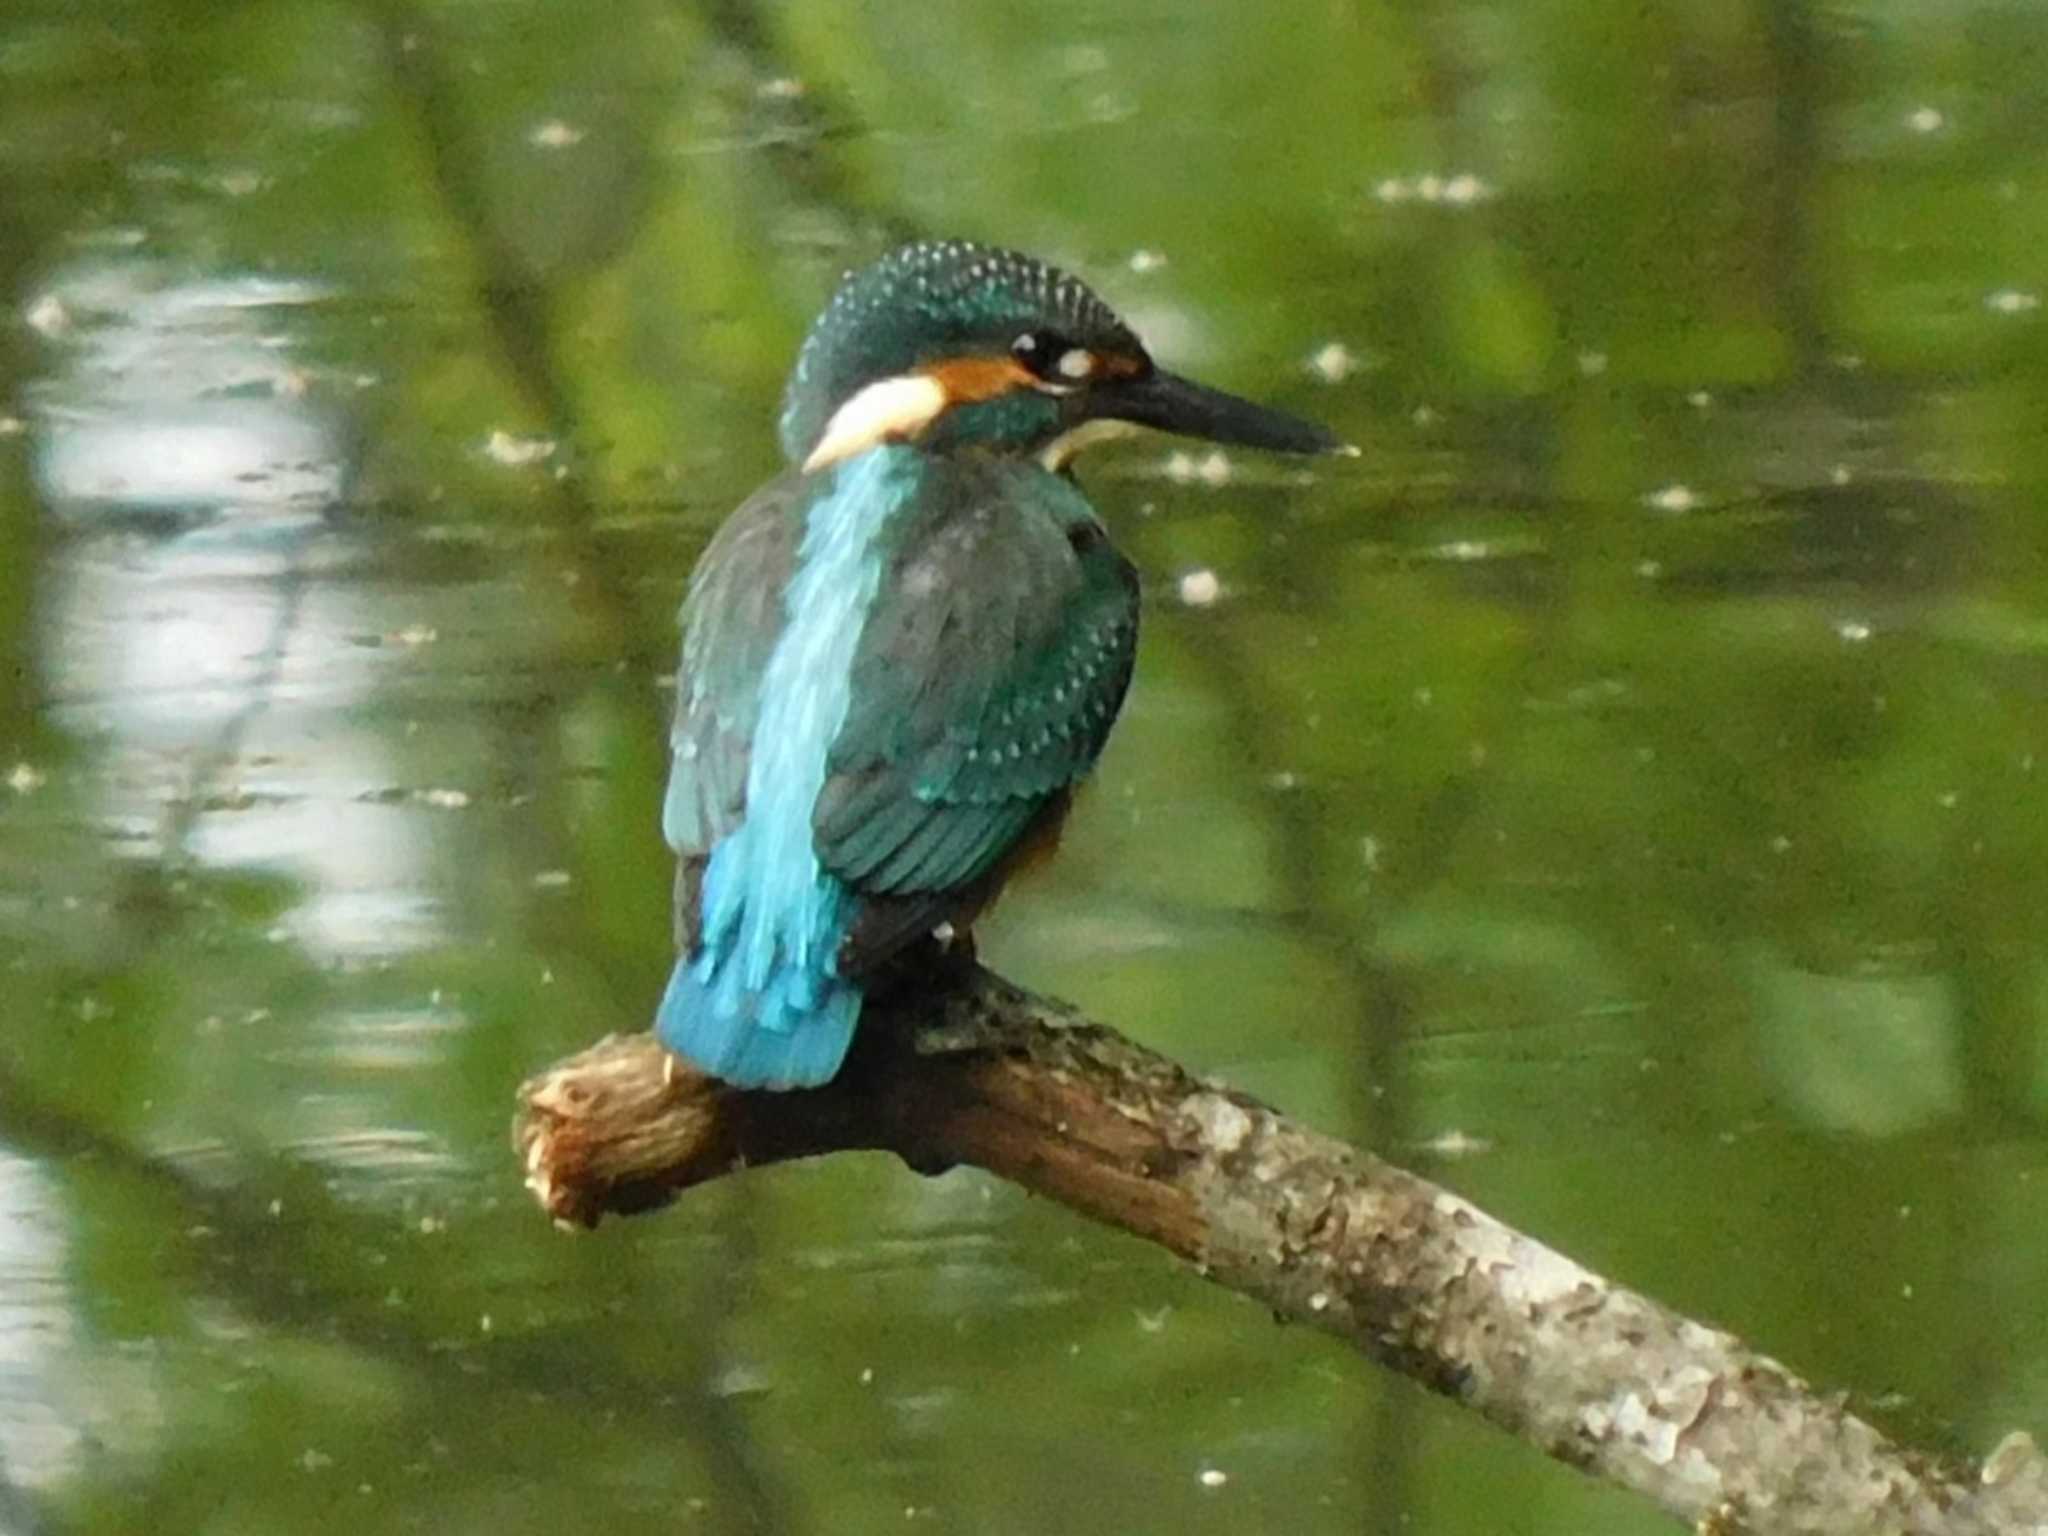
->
[2, 2, 2046, 1532]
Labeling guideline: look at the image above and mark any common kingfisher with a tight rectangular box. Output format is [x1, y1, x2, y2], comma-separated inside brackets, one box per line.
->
[657, 239, 1343, 1088]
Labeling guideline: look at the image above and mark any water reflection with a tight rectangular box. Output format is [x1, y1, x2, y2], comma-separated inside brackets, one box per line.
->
[21, 265, 478, 960]
[30, 268, 342, 525]
[0, 1152, 81, 1498]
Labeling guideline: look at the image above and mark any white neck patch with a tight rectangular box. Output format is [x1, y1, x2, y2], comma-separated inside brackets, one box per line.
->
[802, 373, 949, 473]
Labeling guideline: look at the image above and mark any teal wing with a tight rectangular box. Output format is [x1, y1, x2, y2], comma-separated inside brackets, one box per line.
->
[813, 462, 1138, 952]
[663, 472, 810, 945]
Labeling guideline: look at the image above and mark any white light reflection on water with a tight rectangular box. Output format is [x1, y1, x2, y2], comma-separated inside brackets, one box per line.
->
[37, 408, 340, 519]
[30, 268, 342, 523]
[0, 1148, 156, 1504]
[28, 264, 449, 962]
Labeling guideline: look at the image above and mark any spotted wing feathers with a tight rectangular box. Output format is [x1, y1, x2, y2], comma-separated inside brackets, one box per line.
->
[813, 465, 1138, 920]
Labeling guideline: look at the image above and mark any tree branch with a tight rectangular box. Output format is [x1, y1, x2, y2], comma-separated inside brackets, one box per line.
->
[513, 959, 2048, 1535]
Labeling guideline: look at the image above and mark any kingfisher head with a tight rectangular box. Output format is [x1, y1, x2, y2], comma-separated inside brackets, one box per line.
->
[779, 239, 1347, 474]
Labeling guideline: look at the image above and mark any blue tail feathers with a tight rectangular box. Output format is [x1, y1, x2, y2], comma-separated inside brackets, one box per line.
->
[654, 833, 864, 1089]
[654, 950, 861, 1089]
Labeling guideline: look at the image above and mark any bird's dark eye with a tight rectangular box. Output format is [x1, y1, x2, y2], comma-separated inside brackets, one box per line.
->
[1011, 331, 1097, 385]
[1010, 331, 1057, 375]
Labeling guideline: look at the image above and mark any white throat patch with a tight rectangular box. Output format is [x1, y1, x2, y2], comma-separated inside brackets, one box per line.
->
[802, 374, 949, 473]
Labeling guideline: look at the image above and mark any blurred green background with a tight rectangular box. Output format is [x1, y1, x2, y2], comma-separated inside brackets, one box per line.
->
[1, 1, 2045, 1532]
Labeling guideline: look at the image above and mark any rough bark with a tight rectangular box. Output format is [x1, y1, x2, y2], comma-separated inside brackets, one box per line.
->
[513, 959, 2048, 1536]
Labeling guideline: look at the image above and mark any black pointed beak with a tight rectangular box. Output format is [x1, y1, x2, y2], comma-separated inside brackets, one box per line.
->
[1086, 367, 1350, 456]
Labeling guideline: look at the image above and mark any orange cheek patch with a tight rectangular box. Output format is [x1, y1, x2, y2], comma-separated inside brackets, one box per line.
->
[919, 355, 1039, 405]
